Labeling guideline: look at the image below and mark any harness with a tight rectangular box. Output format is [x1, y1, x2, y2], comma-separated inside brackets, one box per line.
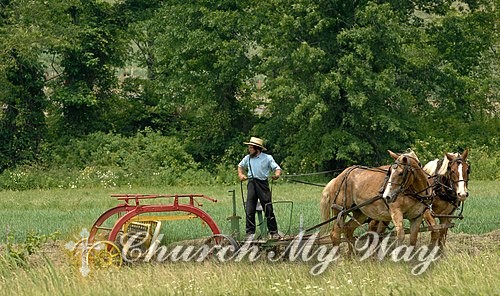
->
[429, 156, 470, 219]
[323, 162, 432, 230]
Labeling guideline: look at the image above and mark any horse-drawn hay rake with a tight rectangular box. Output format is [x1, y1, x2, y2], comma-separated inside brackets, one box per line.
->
[69, 150, 469, 271]
[69, 189, 332, 270]
[69, 193, 224, 269]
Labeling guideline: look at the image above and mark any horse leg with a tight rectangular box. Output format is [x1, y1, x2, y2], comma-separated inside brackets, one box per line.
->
[368, 219, 378, 232]
[344, 211, 367, 256]
[330, 210, 343, 249]
[409, 215, 424, 246]
[389, 205, 405, 245]
[438, 217, 451, 249]
[376, 221, 389, 234]
[423, 209, 439, 247]
[368, 220, 387, 234]
[367, 219, 383, 247]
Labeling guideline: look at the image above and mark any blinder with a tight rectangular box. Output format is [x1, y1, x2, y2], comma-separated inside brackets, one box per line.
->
[386, 159, 413, 193]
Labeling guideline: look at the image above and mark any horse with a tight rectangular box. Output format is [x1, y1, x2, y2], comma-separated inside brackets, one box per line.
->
[320, 150, 431, 254]
[422, 149, 470, 248]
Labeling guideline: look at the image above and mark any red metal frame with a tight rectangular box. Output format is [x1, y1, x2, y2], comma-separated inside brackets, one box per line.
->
[88, 194, 221, 243]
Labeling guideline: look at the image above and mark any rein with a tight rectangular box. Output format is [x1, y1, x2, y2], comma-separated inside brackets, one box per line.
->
[305, 194, 384, 233]
[287, 179, 325, 187]
[283, 167, 388, 188]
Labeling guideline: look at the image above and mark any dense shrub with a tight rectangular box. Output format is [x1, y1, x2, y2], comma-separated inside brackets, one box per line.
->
[413, 137, 499, 180]
[0, 130, 224, 190]
[0, 131, 497, 191]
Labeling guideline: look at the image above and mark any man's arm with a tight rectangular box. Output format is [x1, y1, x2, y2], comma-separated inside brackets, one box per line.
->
[238, 166, 248, 181]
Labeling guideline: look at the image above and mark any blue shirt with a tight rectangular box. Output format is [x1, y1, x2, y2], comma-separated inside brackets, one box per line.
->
[238, 152, 281, 180]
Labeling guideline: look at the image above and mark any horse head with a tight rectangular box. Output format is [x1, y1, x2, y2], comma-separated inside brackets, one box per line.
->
[382, 150, 428, 202]
[445, 149, 470, 202]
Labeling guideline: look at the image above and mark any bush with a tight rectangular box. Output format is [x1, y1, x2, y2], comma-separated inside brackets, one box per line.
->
[0, 129, 219, 190]
[466, 145, 500, 181]
[413, 137, 499, 181]
[1, 131, 497, 191]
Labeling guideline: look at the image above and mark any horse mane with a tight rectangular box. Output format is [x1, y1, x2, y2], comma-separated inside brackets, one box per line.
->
[401, 149, 420, 165]
[423, 159, 439, 175]
[437, 152, 460, 176]
[423, 152, 461, 176]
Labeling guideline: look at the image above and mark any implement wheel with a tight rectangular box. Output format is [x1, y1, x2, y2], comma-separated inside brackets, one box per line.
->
[86, 241, 122, 269]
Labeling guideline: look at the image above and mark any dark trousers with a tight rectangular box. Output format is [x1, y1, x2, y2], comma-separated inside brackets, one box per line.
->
[245, 179, 278, 234]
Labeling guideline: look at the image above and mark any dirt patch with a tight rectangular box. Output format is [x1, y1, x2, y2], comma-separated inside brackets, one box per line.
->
[444, 229, 500, 255]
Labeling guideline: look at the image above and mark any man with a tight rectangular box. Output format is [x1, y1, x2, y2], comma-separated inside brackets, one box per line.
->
[238, 137, 282, 240]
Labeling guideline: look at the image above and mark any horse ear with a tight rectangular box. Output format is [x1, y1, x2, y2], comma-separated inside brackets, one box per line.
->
[462, 149, 468, 160]
[445, 153, 455, 161]
[388, 150, 399, 160]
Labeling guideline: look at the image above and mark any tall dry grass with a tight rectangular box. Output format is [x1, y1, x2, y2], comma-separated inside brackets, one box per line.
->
[1, 232, 498, 296]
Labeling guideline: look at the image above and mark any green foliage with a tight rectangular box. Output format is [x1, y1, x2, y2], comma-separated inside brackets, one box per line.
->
[0, 129, 221, 190]
[468, 146, 500, 181]
[250, 0, 498, 174]
[148, 0, 256, 164]
[0, 0, 497, 184]
[254, 1, 424, 171]
[0, 51, 47, 172]
[45, 0, 129, 137]
[3, 227, 59, 267]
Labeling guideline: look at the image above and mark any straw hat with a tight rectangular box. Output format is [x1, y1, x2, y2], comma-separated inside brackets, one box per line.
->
[244, 137, 267, 151]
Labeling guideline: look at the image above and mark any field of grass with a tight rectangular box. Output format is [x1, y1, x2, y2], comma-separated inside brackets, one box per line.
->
[0, 180, 498, 241]
[0, 180, 498, 295]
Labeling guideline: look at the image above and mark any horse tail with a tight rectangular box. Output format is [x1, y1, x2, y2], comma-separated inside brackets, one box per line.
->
[320, 189, 331, 234]
[320, 177, 339, 234]
[320, 166, 361, 234]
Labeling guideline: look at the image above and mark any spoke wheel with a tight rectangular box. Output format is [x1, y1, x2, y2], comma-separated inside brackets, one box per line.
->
[86, 241, 122, 269]
[67, 238, 90, 268]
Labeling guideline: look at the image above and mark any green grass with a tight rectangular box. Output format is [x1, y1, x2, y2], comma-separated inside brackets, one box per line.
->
[0, 244, 498, 296]
[453, 180, 499, 233]
[0, 180, 497, 243]
[0, 181, 498, 295]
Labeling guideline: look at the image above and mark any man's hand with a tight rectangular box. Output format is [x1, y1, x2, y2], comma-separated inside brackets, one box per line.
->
[238, 166, 248, 181]
[271, 169, 281, 180]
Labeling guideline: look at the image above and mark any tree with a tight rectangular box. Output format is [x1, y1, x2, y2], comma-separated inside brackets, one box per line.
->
[46, 0, 128, 137]
[0, 0, 48, 172]
[418, 1, 498, 145]
[0, 54, 46, 173]
[250, 0, 497, 171]
[252, 1, 421, 170]
[148, 0, 256, 164]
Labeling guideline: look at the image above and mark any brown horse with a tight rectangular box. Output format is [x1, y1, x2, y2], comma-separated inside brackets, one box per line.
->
[320, 150, 431, 254]
[422, 149, 470, 248]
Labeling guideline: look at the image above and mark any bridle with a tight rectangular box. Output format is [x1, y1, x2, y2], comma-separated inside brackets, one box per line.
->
[448, 157, 470, 188]
[434, 157, 470, 202]
[384, 155, 431, 203]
